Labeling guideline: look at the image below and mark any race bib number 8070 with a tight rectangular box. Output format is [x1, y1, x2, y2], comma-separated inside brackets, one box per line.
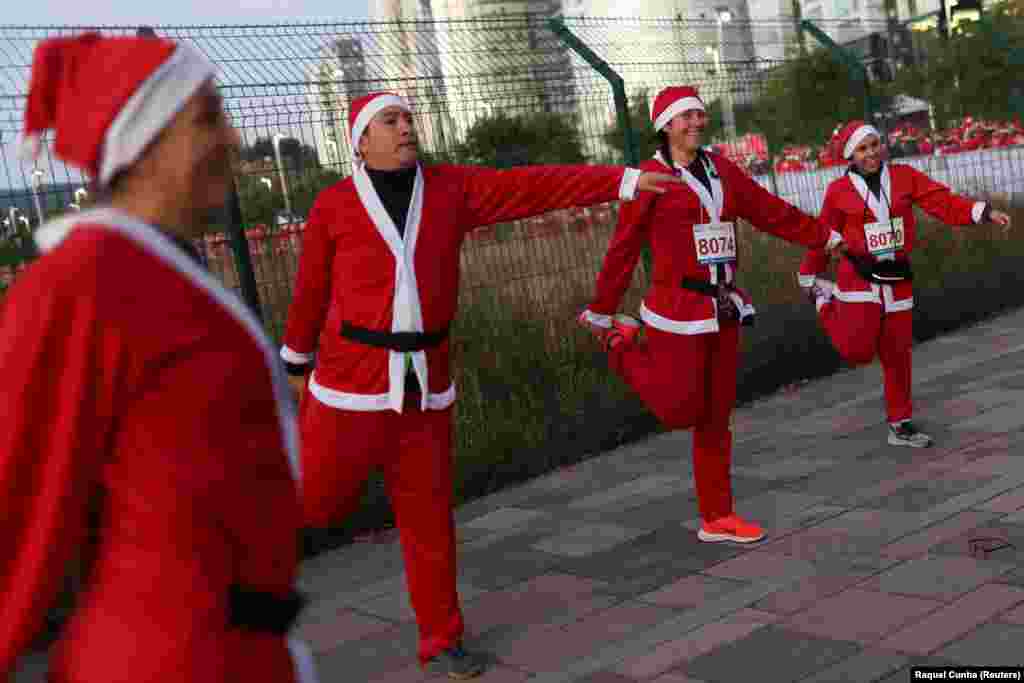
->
[864, 217, 905, 260]
[694, 221, 737, 265]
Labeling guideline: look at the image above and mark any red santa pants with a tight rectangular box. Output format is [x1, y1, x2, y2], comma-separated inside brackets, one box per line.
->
[818, 299, 913, 422]
[607, 322, 739, 522]
[300, 393, 463, 664]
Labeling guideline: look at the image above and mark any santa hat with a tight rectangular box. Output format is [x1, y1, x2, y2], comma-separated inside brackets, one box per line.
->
[651, 86, 705, 132]
[21, 33, 216, 189]
[348, 91, 412, 161]
[837, 120, 881, 160]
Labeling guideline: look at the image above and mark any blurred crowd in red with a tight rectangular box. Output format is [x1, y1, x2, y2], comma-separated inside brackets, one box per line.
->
[710, 117, 1024, 176]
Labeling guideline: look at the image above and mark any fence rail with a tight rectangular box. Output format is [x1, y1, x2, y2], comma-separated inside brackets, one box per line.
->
[1, 13, 1022, 336]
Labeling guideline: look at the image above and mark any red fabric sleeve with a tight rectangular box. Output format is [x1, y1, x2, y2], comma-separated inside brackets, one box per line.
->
[906, 165, 978, 227]
[282, 199, 336, 357]
[724, 159, 833, 249]
[800, 185, 844, 278]
[0, 265, 117, 676]
[458, 165, 628, 231]
[589, 192, 655, 315]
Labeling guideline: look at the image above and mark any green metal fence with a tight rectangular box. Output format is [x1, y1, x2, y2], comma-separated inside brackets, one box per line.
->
[2, 12, 1023, 334]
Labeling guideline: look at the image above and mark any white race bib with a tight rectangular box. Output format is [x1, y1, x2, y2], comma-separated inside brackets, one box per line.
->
[863, 217, 905, 260]
[694, 221, 737, 265]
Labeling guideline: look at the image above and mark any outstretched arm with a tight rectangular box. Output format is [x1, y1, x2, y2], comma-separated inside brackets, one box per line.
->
[459, 164, 677, 232]
[729, 163, 843, 252]
[908, 165, 1010, 228]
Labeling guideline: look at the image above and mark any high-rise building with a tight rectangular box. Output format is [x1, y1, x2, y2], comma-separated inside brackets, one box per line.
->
[306, 37, 369, 171]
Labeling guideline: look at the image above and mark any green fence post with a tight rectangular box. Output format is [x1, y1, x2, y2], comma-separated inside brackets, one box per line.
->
[548, 16, 651, 280]
[226, 181, 264, 322]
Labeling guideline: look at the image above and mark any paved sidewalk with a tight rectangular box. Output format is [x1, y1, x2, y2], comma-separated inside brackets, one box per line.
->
[16, 308, 1024, 682]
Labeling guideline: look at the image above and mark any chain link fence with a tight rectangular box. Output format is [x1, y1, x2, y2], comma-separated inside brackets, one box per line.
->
[2, 14, 1023, 337]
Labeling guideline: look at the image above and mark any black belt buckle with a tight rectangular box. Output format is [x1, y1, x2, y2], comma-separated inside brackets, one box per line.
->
[228, 584, 307, 635]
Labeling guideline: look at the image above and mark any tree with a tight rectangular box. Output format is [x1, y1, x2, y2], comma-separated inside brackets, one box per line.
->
[458, 110, 586, 167]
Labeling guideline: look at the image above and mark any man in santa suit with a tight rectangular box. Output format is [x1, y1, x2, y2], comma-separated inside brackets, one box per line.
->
[576, 86, 844, 546]
[0, 34, 316, 683]
[799, 120, 1011, 447]
[280, 91, 679, 678]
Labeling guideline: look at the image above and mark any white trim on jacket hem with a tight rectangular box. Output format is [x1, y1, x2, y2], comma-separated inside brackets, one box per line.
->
[309, 373, 456, 412]
[639, 301, 719, 335]
[832, 283, 914, 312]
[287, 637, 320, 683]
[581, 309, 613, 328]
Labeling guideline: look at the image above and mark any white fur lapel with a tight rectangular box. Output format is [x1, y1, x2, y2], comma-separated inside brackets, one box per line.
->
[654, 150, 723, 222]
[847, 163, 892, 223]
[352, 163, 429, 412]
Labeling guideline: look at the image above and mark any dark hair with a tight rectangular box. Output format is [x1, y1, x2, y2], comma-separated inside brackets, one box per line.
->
[657, 130, 672, 167]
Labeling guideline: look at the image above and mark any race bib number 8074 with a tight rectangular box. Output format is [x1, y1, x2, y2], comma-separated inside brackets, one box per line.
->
[694, 221, 737, 265]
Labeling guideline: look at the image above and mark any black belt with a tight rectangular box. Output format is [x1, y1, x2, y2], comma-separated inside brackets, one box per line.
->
[341, 322, 450, 352]
[843, 251, 913, 283]
[228, 584, 306, 635]
[680, 278, 721, 296]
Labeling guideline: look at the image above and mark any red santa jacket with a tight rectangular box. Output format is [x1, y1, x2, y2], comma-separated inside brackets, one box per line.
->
[583, 151, 840, 335]
[0, 209, 312, 683]
[281, 163, 640, 413]
[799, 162, 987, 312]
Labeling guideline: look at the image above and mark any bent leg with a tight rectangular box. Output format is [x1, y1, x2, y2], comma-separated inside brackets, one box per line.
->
[818, 299, 883, 366]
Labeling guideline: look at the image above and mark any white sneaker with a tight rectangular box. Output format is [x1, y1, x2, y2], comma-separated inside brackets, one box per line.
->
[888, 420, 933, 448]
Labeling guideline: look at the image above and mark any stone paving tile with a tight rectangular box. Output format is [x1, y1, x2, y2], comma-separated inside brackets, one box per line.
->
[565, 475, 690, 512]
[313, 623, 421, 681]
[879, 510, 1001, 559]
[609, 609, 778, 680]
[753, 570, 881, 615]
[704, 551, 818, 583]
[497, 601, 680, 671]
[294, 608, 395, 654]
[1000, 601, 1024, 624]
[784, 588, 944, 645]
[462, 507, 550, 532]
[872, 655, 969, 683]
[732, 456, 839, 482]
[794, 648, 910, 683]
[638, 574, 749, 608]
[573, 673, 638, 683]
[858, 476, 998, 513]
[648, 674, 707, 683]
[877, 583, 1024, 654]
[952, 404, 1024, 432]
[531, 523, 650, 559]
[930, 521, 1024, 565]
[935, 622, 1024, 666]
[678, 625, 861, 683]
[860, 554, 1016, 602]
[357, 581, 487, 622]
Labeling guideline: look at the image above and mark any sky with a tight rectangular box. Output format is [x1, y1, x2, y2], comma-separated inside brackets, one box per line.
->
[2, 0, 369, 27]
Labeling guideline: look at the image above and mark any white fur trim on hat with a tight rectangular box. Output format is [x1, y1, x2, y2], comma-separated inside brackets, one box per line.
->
[99, 43, 216, 187]
[351, 94, 411, 161]
[654, 96, 704, 132]
[843, 124, 880, 160]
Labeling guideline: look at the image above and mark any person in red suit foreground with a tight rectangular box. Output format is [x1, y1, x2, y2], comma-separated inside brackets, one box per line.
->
[798, 120, 1010, 447]
[576, 86, 844, 545]
[279, 91, 680, 679]
[0, 34, 315, 683]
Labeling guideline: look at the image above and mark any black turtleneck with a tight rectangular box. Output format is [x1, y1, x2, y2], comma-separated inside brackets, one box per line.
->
[851, 164, 883, 200]
[366, 165, 417, 237]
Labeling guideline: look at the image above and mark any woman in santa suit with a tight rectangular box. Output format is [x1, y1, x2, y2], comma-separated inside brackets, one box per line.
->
[577, 86, 844, 545]
[798, 120, 1010, 447]
[280, 91, 679, 678]
[1, 35, 315, 683]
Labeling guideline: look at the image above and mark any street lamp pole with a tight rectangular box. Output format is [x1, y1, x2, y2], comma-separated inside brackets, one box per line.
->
[271, 134, 293, 222]
[716, 8, 737, 141]
[30, 168, 45, 226]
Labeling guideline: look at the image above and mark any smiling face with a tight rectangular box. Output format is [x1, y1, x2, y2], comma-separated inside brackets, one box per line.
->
[358, 105, 419, 170]
[664, 108, 708, 155]
[850, 133, 883, 174]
